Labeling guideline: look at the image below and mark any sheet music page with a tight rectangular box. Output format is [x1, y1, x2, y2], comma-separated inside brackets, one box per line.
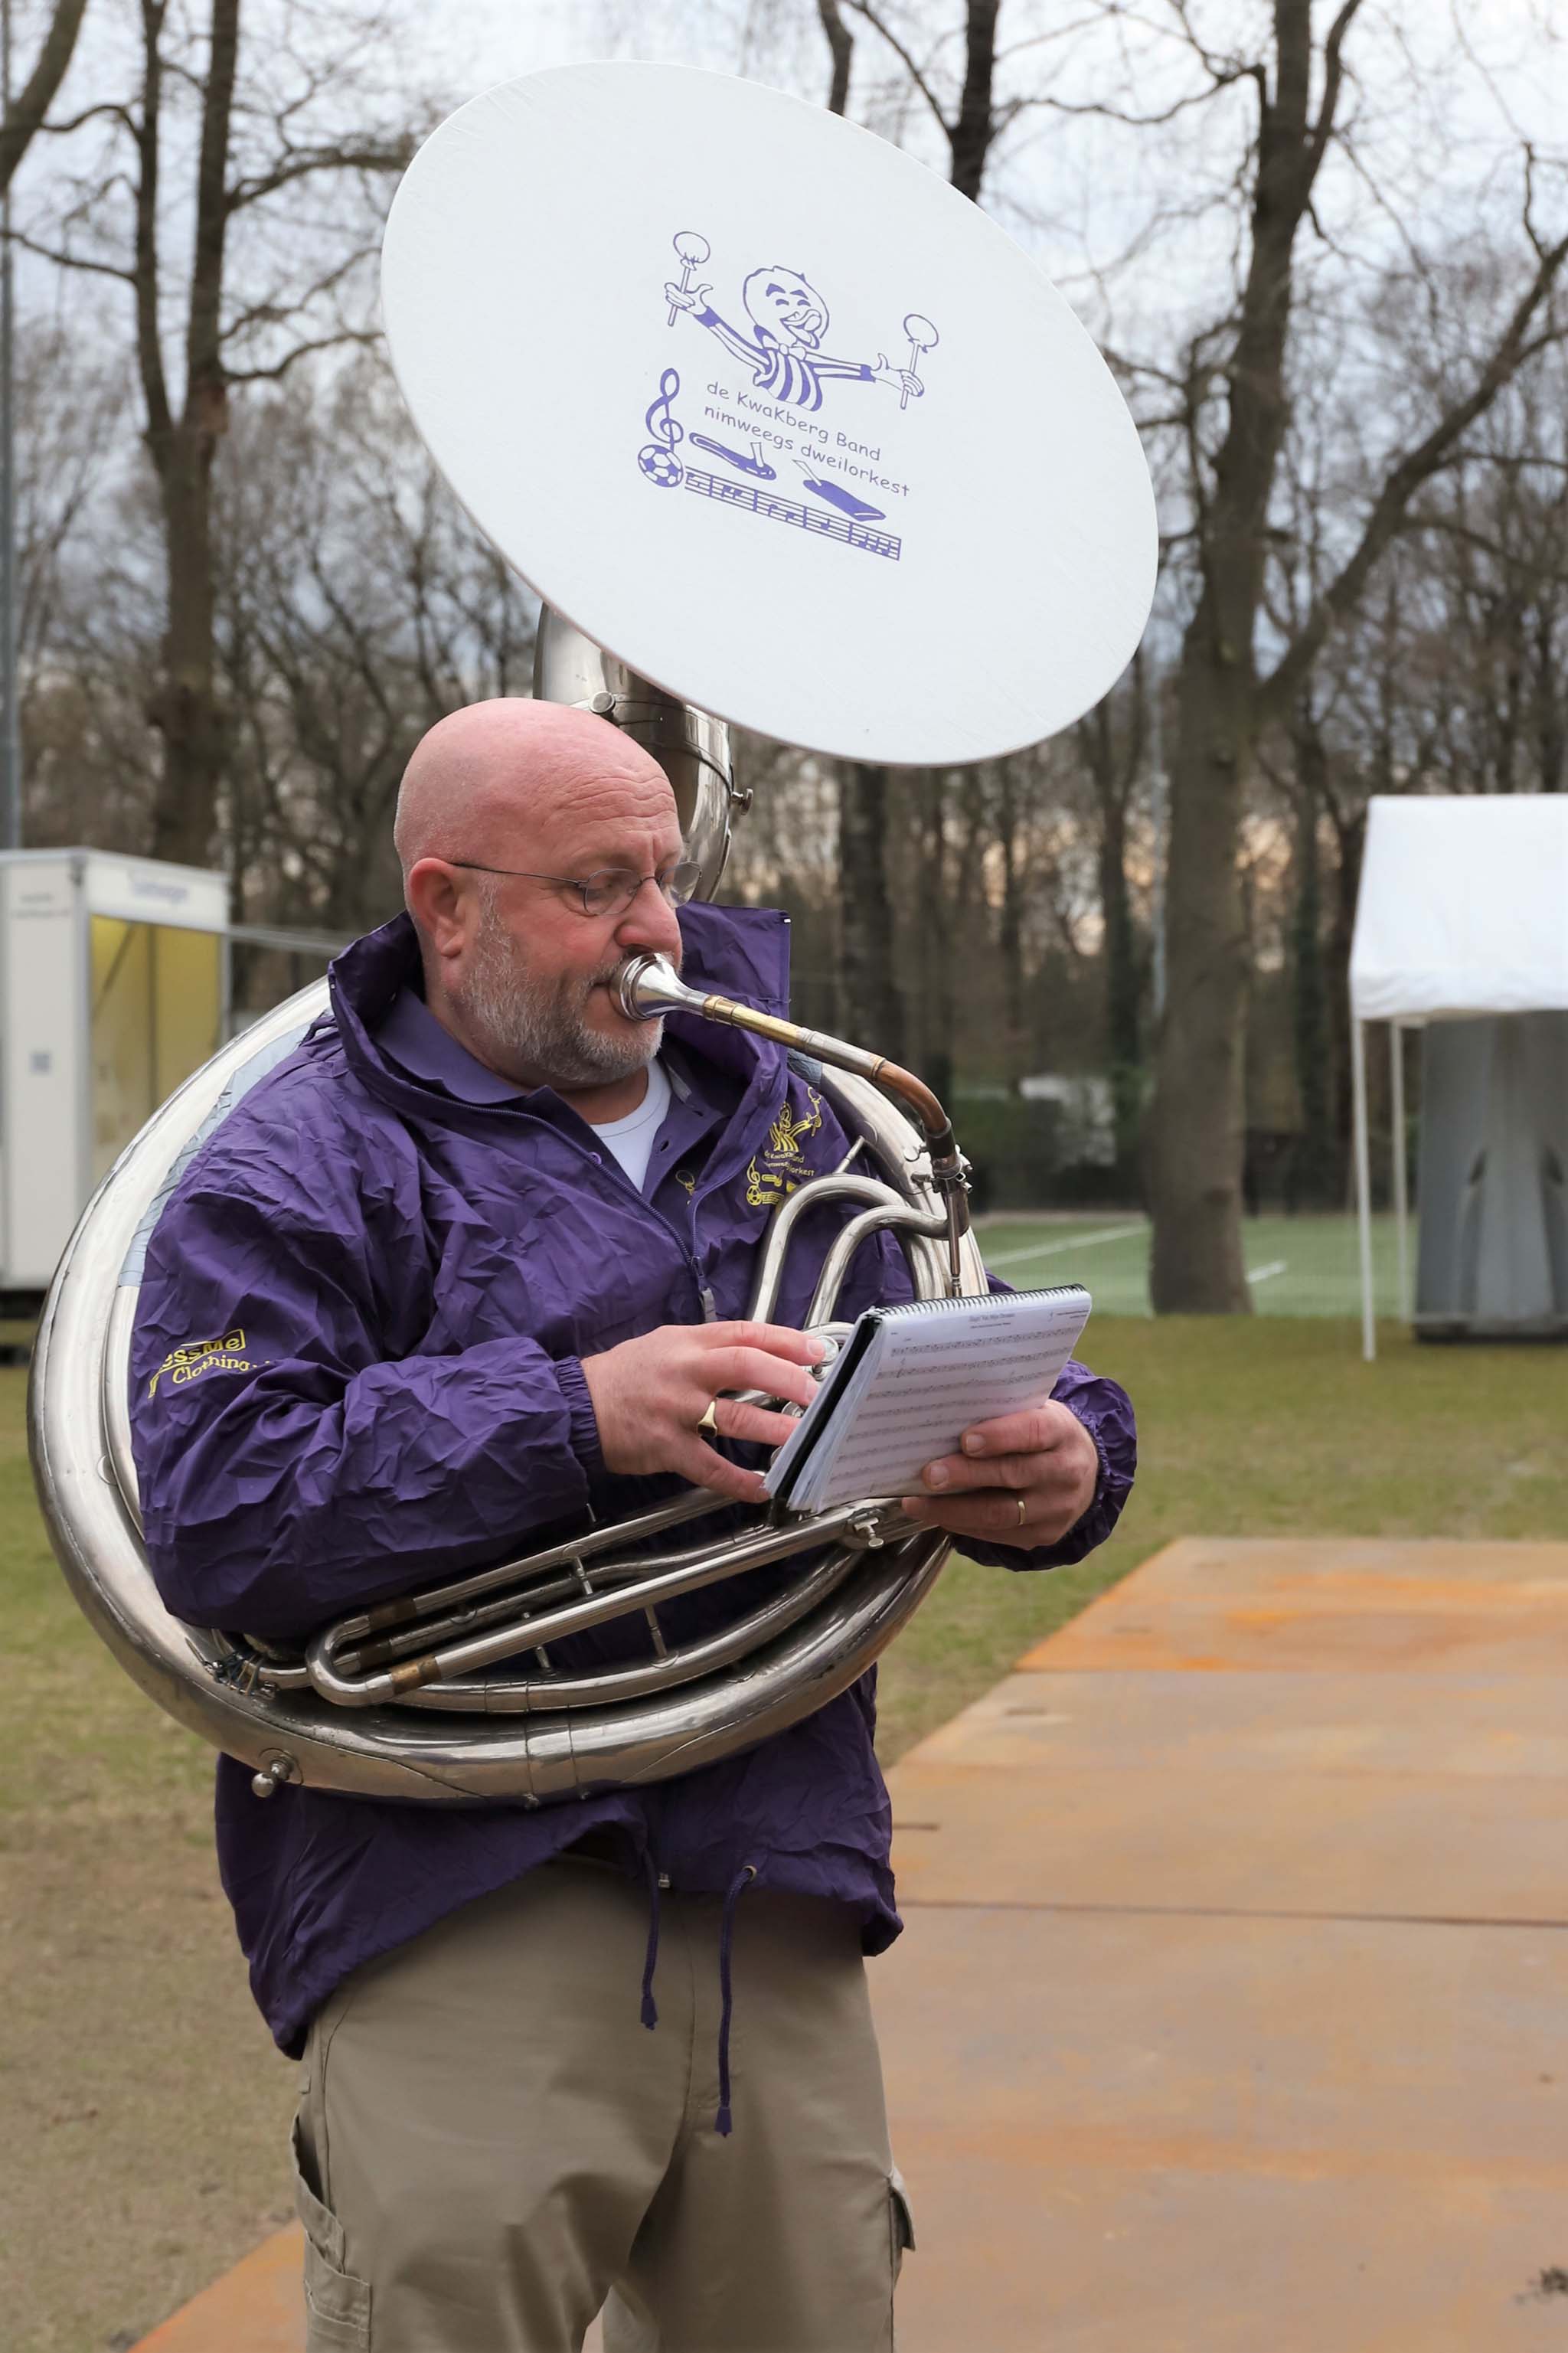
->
[766, 1286, 1091, 1514]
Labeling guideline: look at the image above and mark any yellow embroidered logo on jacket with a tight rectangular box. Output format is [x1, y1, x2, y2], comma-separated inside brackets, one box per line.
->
[149, 1326, 261, 1399]
[745, 1089, 825, 1208]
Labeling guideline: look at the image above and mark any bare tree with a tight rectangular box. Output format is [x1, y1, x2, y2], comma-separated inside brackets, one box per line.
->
[217, 364, 534, 932]
[1074, 654, 1148, 1175]
[20, 0, 418, 868]
[1137, 2, 1568, 1309]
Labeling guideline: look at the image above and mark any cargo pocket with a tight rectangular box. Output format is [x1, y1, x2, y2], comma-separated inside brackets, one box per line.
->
[290, 2115, 371, 2351]
[888, 2162, 916, 2279]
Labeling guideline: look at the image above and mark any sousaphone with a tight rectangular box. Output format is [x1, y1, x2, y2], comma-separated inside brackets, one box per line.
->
[29, 63, 1156, 1804]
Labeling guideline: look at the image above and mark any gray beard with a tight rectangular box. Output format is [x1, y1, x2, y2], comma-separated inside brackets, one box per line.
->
[450, 888, 665, 1089]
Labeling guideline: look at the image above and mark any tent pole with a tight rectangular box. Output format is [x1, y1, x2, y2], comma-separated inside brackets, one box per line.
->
[1352, 1015, 1376, 1361]
[1390, 1021, 1409, 1321]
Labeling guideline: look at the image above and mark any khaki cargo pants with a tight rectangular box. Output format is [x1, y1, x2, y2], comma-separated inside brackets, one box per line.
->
[292, 1857, 914, 2352]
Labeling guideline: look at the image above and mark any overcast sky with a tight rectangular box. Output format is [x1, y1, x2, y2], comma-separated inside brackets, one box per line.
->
[391, 1, 1568, 325]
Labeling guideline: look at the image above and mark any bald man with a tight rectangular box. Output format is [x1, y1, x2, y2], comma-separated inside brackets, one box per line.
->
[130, 701, 1136, 2353]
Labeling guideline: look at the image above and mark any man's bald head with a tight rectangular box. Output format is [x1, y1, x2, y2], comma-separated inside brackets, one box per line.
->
[393, 698, 677, 886]
[394, 696, 688, 1099]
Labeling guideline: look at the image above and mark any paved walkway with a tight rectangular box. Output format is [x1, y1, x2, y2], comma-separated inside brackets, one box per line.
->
[135, 1538, 1568, 2351]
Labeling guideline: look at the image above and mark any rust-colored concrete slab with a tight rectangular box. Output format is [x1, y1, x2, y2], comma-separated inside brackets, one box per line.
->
[911, 1664, 1568, 1779]
[128, 2227, 609, 2352]
[134, 1538, 1568, 2351]
[874, 1908, 1568, 2175]
[130, 2226, 304, 2352]
[878, 1538, 1568, 2348]
[884, 2134, 1568, 2353]
[1025, 1538, 1568, 1675]
[888, 1753, 1568, 1920]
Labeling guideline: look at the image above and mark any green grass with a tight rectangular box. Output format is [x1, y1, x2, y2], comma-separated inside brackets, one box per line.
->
[0, 1370, 296, 2353]
[977, 1208, 1406, 1319]
[4, 1326, 1566, 2349]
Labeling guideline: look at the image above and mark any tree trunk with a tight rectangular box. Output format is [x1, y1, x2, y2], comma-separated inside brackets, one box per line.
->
[1148, 620, 1253, 1309]
[949, 2, 1001, 201]
[915, 768, 955, 1102]
[0, 0, 92, 197]
[1148, 0, 1339, 1309]
[1325, 799, 1366, 1185]
[837, 761, 904, 1054]
[141, 0, 240, 867]
[815, 0, 854, 114]
[995, 766, 1027, 1087]
[149, 437, 224, 863]
[1097, 789, 1142, 1172]
[1288, 770, 1336, 1209]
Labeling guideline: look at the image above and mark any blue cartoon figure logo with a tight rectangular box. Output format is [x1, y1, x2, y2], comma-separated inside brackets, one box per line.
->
[639, 230, 937, 566]
[665, 242, 934, 413]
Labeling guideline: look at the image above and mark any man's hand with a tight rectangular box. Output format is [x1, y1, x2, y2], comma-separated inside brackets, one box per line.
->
[581, 1321, 825, 1505]
[898, 1398, 1099, 1549]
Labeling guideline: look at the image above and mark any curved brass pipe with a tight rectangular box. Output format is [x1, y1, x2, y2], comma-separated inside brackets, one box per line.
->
[615, 954, 972, 1290]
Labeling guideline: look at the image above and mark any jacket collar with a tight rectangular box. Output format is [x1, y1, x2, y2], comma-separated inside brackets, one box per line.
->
[325, 903, 795, 1135]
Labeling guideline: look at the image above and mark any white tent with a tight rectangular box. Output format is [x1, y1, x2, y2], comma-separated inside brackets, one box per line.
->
[1347, 796, 1568, 1359]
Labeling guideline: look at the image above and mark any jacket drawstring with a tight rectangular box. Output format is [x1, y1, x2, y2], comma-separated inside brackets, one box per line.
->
[714, 1863, 758, 2137]
[639, 1849, 662, 2031]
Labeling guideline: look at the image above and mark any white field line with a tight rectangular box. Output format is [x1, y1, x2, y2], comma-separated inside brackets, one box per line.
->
[985, 1221, 1149, 1271]
[1246, 1260, 1289, 1284]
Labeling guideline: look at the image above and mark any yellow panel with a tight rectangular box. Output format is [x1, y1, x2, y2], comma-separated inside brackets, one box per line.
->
[152, 925, 223, 1102]
[90, 914, 154, 1182]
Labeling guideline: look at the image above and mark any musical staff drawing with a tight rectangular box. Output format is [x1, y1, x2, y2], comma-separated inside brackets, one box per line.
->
[682, 466, 901, 561]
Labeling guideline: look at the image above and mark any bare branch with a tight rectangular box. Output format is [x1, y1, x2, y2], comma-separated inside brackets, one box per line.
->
[842, 0, 951, 138]
[5, 227, 135, 283]
[1261, 230, 1568, 721]
[224, 327, 381, 385]
[37, 101, 137, 139]
[815, 0, 854, 116]
[0, 0, 91, 198]
[1303, 0, 1366, 183]
[1004, 72, 1247, 129]
[227, 137, 412, 213]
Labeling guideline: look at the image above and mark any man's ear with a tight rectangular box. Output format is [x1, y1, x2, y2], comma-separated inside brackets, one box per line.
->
[405, 859, 470, 966]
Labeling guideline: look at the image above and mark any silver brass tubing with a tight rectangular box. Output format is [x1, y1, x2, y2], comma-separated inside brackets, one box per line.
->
[616, 954, 972, 1288]
[305, 1496, 898, 1708]
[805, 1203, 946, 1330]
[323, 1492, 722, 1647]
[744, 1174, 925, 1325]
[534, 607, 738, 897]
[397, 1547, 862, 1712]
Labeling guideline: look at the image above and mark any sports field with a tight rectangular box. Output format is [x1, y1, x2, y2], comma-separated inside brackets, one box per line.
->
[980, 1210, 1403, 1319]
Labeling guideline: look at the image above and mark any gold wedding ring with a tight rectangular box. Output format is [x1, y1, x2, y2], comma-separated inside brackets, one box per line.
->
[1015, 1495, 1027, 1529]
[697, 1399, 720, 1438]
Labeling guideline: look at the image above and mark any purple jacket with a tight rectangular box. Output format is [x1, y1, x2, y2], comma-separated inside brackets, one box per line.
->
[130, 904, 1135, 2058]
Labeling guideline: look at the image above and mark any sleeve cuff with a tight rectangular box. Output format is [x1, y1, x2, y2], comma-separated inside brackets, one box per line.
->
[555, 1355, 607, 1483]
[965, 1368, 1136, 1573]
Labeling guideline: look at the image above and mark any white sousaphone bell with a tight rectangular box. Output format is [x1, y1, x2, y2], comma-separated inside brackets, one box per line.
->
[29, 62, 1156, 1804]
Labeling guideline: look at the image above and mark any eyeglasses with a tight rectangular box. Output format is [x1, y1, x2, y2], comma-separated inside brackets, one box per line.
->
[446, 858, 702, 920]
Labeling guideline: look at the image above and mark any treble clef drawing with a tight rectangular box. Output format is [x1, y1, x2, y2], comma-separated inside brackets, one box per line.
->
[637, 368, 685, 488]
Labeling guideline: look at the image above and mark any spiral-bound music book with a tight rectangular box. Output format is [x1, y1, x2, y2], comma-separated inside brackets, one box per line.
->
[765, 1284, 1093, 1515]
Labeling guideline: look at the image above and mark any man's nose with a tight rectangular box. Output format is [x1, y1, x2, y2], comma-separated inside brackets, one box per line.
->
[615, 875, 684, 958]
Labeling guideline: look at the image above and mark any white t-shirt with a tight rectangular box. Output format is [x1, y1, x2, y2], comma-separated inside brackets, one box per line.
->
[590, 1057, 672, 1193]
